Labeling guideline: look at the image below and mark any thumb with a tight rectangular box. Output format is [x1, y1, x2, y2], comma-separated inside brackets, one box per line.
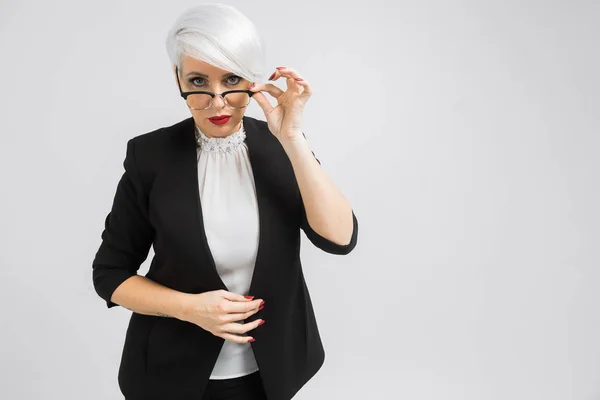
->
[219, 290, 253, 302]
[250, 91, 274, 115]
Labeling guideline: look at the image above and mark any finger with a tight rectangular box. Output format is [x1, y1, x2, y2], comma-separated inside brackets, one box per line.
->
[273, 67, 307, 95]
[221, 312, 249, 323]
[218, 290, 252, 302]
[249, 82, 285, 98]
[219, 332, 255, 344]
[249, 91, 276, 116]
[292, 78, 312, 98]
[221, 298, 263, 314]
[221, 306, 261, 323]
[222, 319, 264, 335]
[272, 66, 300, 81]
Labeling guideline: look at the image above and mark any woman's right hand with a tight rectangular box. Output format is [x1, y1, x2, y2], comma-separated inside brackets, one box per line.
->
[180, 289, 264, 343]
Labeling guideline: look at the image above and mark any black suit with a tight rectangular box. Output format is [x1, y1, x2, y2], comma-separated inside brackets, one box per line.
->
[92, 115, 359, 400]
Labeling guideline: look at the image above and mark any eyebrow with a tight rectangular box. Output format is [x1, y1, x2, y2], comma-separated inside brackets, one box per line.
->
[185, 71, 235, 78]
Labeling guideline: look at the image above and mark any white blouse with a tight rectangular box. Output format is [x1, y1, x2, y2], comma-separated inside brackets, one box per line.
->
[195, 119, 261, 379]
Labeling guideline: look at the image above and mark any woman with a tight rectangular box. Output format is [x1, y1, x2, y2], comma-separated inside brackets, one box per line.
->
[92, 4, 358, 400]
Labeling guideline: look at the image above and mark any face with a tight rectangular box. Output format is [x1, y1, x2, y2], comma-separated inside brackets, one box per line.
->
[174, 55, 253, 138]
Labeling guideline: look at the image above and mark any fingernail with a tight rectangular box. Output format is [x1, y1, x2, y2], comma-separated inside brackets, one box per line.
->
[248, 337, 256, 343]
[248, 84, 255, 89]
[258, 319, 265, 326]
[259, 305, 264, 311]
[244, 295, 254, 299]
[276, 67, 286, 70]
[268, 72, 276, 80]
[294, 78, 303, 81]
[259, 300, 265, 307]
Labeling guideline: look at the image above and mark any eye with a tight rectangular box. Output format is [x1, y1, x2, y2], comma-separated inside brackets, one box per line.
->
[188, 75, 242, 88]
[226, 76, 242, 85]
[190, 77, 205, 86]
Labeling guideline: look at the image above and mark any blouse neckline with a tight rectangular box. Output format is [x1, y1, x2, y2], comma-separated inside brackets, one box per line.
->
[195, 120, 246, 153]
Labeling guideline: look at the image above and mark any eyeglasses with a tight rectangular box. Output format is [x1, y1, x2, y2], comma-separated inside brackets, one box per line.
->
[176, 66, 255, 110]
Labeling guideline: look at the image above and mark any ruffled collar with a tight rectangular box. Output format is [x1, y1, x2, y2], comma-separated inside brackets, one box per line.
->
[195, 120, 246, 153]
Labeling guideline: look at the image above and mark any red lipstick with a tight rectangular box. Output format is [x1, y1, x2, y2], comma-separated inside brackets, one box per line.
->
[208, 115, 231, 125]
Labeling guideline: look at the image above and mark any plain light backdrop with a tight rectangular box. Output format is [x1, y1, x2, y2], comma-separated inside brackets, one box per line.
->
[0, 0, 599, 399]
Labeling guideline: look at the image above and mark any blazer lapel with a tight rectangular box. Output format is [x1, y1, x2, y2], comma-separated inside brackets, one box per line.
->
[179, 115, 276, 296]
[243, 116, 275, 297]
[171, 117, 228, 291]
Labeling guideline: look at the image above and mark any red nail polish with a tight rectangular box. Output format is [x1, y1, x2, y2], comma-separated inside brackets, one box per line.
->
[268, 72, 276, 80]
[294, 78, 303, 81]
[244, 295, 254, 299]
[248, 338, 256, 343]
[247, 84, 255, 89]
[276, 67, 286, 70]
[259, 300, 265, 307]
[259, 305, 264, 311]
[258, 319, 265, 326]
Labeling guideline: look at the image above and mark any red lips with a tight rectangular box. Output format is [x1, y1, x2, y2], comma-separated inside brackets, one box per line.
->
[208, 115, 231, 121]
[208, 115, 231, 125]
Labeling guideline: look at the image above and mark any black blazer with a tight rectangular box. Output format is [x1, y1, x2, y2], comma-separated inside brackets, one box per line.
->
[92, 115, 359, 400]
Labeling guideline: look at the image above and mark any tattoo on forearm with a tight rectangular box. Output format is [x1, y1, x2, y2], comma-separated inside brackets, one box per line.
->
[124, 307, 171, 318]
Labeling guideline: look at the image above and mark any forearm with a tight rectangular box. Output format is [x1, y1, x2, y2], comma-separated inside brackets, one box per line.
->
[110, 275, 190, 319]
[281, 135, 354, 245]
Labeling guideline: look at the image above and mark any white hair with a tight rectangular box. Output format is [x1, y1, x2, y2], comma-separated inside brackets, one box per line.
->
[165, 3, 267, 83]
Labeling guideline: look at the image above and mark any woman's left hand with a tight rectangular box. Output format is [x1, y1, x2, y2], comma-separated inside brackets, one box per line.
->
[248, 66, 312, 143]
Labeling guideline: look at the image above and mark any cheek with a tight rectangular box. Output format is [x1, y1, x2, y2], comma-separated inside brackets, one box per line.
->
[190, 110, 205, 122]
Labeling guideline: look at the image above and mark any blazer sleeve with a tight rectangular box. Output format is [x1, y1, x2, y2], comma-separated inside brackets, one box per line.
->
[299, 132, 359, 255]
[92, 138, 155, 308]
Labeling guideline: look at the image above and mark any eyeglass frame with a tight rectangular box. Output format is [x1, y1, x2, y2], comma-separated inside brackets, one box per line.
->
[175, 66, 256, 110]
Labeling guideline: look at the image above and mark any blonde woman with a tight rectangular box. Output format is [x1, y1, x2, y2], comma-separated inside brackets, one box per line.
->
[92, 4, 358, 399]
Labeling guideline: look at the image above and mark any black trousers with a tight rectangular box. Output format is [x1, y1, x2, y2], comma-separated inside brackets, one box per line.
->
[201, 371, 268, 400]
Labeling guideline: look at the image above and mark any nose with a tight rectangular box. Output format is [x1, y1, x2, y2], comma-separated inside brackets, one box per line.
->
[212, 93, 226, 108]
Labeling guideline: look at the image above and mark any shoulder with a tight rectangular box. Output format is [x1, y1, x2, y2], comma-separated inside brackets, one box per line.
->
[125, 114, 272, 161]
[122, 114, 271, 169]
[119, 117, 194, 188]
[129, 117, 193, 148]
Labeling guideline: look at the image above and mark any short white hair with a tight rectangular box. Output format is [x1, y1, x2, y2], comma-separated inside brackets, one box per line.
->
[165, 3, 267, 83]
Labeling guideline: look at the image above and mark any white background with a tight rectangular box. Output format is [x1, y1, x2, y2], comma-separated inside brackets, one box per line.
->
[0, 0, 599, 399]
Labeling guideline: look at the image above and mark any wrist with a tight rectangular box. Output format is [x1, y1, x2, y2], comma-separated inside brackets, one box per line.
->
[173, 292, 193, 321]
[280, 134, 311, 161]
